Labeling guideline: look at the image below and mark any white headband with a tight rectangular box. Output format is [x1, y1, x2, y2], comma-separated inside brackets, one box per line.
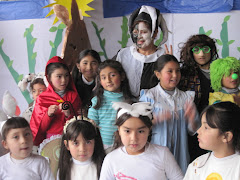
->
[0, 120, 7, 136]
[112, 102, 153, 120]
[138, 5, 157, 37]
[63, 116, 96, 134]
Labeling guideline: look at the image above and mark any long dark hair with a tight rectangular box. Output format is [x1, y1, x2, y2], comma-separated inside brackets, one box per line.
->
[150, 54, 180, 87]
[201, 101, 240, 152]
[198, 102, 240, 168]
[179, 34, 218, 75]
[72, 49, 101, 85]
[113, 113, 152, 150]
[58, 120, 105, 180]
[93, 60, 135, 109]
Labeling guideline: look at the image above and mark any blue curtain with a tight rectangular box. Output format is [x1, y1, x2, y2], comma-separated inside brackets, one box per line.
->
[103, 0, 240, 18]
[0, 0, 49, 21]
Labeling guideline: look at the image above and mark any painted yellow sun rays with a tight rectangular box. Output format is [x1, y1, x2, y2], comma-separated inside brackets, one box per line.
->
[43, 0, 94, 24]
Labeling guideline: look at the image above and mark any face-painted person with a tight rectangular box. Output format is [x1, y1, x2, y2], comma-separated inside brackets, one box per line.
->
[115, 5, 169, 97]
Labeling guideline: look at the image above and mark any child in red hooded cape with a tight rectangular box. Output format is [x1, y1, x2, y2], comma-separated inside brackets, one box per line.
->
[30, 56, 81, 146]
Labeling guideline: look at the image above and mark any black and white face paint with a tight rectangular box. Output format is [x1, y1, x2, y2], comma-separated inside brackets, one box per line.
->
[132, 22, 152, 49]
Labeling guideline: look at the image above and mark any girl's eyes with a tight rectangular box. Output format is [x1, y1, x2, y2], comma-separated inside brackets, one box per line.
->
[25, 132, 31, 137]
[73, 142, 79, 146]
[86, 140, 92, 144]
[13, 136, 18, 139]
[139, 130, 145, 133]
[124, 130, 130, 133]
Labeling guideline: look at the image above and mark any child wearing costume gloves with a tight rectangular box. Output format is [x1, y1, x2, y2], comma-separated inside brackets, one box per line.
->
[99, 102, 183, 180]
[57, 117, 105, 180]
[140, 54, 200, 173]
[30, 56, 81, 146]
[184, 102, 240, 179]
[209, 56, 240, 106]
[0, 117, 54, 180]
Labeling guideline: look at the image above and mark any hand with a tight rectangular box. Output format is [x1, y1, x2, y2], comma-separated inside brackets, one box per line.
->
[164, 44, 173, 55]
[153, 110, 172, 124]
[48, 105, 59, 117]
[184, 100, 197, 130]
[59, 103, 71, 118]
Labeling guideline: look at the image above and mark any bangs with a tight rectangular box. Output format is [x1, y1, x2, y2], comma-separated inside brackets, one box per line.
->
[66, 120, 96, 141]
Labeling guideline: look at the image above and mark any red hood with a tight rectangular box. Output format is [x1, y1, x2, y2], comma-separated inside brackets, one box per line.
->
[45, 56, 76, 92]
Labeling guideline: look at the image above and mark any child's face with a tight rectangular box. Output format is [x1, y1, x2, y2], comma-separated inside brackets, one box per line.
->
[2, 127, 33, 160]
[197, 113, 224, 152]
[100, 66, 123, 93]
[76, 55, 99, 82]
[32, 83, 47, 101]
[49, 67, 70, 92]
[155, 61, 181, 91]
[118, 117, 150, 155]
[64, 133, 95, 162]
[222, 71, 240, 89]
[132, 22, 152, 49]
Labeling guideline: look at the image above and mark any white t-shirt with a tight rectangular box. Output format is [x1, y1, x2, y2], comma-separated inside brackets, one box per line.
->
[100, 143, 183, 180]
[184, 152, 240, 180]
[0, 152, 54, 180]
[56, 158, 98, 180]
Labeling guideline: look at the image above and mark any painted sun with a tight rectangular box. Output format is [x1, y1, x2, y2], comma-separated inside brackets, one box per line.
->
[44, 0, 94, 24]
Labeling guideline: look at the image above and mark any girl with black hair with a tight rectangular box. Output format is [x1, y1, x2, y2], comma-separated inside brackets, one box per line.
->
[57, 119, 105, 180]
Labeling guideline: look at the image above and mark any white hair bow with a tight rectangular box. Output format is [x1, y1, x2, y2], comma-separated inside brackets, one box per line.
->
[112, 102, 153, 120]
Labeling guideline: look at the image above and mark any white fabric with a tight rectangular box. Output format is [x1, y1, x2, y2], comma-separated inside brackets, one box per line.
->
[82, 74, 94, 85]
[116, 45, 164, 96]
[0, 152, 54, 180]
[100, 143, 183, 180]
[112, 102, 152, 119]
[184, 152, 240, 180]
[22, 102, 35, 123]
[56, 158, 97, 180]
[138, 5, 157, 37]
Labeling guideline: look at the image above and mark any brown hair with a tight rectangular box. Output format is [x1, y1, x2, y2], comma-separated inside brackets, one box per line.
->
[180, 34, 218, 75]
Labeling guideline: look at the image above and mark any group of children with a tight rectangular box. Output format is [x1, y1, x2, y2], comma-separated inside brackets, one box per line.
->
[1, 5, 240, 179]
[1, 45, 240, 179]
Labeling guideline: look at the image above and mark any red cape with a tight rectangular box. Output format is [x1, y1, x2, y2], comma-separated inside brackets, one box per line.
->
[30, 56, 81, 145]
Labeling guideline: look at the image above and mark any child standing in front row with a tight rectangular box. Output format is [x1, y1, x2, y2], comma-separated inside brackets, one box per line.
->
[0, 117, 54, 180]
[140, 54, 200, 173]
[88, 60, 134, 148]
[184, 102, 240, 179]
[72, 49, 101, 117]
[100, 102, 183, 180]
[30, 56, 81, 146]
[57, 118, 106, 180]
[209, 56, 240, 106]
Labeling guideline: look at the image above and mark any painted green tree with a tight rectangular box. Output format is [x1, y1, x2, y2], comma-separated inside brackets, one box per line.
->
[216, 15, 235, 58]
[0, 23, 65, 104]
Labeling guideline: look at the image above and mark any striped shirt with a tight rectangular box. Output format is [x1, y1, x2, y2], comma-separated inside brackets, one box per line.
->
[88, 90, 123, 146]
